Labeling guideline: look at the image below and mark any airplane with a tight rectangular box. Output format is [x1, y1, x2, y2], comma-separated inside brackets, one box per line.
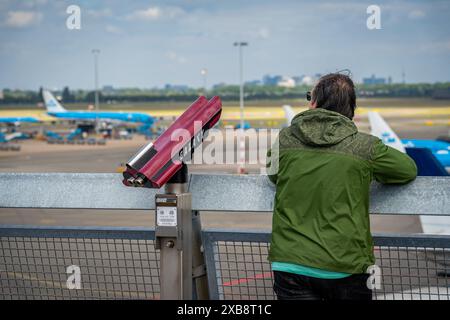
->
[283, 105, 296, 125]
[402, 139, 450, 168]
[0, 117, 39, 124]
[367, 111, 450, 235]
[367, 111, 406, 152]
[43, 90, 155, 125]
[367, 111, 449, 173]
[234, 121, 251, 129]
[0, 131, 30, 143]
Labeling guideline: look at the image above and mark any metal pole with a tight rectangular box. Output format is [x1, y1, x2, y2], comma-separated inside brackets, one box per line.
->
[92, 49, 100, 133]
[191, 210, 209, 299]
[201, 68, 207, 96]
[155, 165, 193, 300]
[234, 42, 248, 174]
[236, 44, 246, 131]
[239, 45, 243, 130]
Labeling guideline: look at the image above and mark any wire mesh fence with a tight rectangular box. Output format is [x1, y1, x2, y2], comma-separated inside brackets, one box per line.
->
[0, 226, 159, 300]
[203, 231, 450, 300]
[1, 226, 450, 300]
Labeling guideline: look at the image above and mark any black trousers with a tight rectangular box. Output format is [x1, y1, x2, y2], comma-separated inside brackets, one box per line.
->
[273, 271, 373, 301]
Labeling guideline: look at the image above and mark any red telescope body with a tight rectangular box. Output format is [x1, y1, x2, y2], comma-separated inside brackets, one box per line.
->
[122, 96, 222, 188]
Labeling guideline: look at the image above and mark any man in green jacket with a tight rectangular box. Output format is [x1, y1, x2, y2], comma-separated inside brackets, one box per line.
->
[267, 73, 417, 300]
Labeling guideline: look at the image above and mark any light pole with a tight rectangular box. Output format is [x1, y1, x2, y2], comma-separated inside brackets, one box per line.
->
[234, 41, 248, 174]
[233, 42, 247, 131]
[92, 49, 100, 133]
[200, 68, 207, 95]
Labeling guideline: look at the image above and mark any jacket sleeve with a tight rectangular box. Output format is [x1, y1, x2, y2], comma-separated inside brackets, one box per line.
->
[266, 136, 280, 184]
[371, 138, 418, 184]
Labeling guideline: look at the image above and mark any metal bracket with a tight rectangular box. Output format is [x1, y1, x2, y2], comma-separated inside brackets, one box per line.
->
[192, 264, 207, 279]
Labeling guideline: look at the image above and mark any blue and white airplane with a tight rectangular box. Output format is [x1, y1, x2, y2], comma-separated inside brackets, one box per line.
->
[367, 111, 450, 235]
[43, 90, 155, 125]
[0, 117, 39, 124]
[367, 111, 450, 171]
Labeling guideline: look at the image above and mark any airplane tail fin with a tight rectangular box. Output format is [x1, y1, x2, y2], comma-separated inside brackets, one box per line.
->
[368, 111, 405, 152]
[42, 90, 67, 113]
[283, 105, 296, 125]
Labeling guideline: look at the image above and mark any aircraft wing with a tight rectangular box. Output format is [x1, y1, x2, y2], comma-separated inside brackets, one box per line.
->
[368, 111, 406, 152]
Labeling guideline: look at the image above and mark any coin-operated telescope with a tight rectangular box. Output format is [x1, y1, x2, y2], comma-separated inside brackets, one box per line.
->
[122, 96, 222, 188]
[122, 96, 222, 300]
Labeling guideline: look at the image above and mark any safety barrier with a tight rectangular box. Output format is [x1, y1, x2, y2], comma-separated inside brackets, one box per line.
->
[0, 173, 449, 300]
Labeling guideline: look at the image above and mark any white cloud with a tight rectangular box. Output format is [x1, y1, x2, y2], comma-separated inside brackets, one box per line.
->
[408, 9, 426, 19]
[4, 11, 42, 28]
[257, 27, 270, 39]
[24, 0, 47, 7]
[419, 40, 450, 54]
[318, 2, 365, 13]
[125, 6, 185, 21]
[105, 25, 123, 35]
[87, 8, 113, 18]
[126, 7, 161, 21]
[167, 51, 187, 64]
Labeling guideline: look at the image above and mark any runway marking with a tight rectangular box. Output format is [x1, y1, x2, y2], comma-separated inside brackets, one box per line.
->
[222, 272, 272, 286]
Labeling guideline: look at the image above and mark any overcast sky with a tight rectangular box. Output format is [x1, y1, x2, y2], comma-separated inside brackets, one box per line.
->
[1, 0, 449, 90]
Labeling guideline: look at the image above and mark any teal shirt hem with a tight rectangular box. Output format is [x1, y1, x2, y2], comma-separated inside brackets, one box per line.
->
[272, 261, 352, 279]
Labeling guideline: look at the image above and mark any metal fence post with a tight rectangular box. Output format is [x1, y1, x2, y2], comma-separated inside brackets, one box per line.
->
[192, 210, 209, 299]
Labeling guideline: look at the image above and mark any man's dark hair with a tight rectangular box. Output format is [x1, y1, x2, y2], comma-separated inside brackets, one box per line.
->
[311, 73, 356, 119]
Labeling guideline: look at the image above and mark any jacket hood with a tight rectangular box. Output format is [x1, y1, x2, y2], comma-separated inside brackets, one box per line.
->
[290, 108, 357, 146]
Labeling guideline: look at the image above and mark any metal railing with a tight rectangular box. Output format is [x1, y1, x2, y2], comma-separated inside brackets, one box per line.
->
[0, 173, 449, 300]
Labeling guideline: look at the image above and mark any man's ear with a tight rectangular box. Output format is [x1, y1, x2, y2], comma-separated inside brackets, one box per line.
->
[309, 101, 317, 109]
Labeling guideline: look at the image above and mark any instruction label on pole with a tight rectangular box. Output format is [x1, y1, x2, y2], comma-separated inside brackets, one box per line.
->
[156, 206, 177, 227]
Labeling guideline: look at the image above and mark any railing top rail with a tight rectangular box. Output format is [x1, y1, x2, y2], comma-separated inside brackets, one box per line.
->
[0, 173, 448, 215]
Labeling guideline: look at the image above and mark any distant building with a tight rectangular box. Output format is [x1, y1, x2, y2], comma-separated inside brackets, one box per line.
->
[245, 80, 262, 86]
[164, 84, 189, 91]
[363, 74, 387, 85]
[102, 85, 115, 94]
[262, 74, 283, 86]
[212, 82, 227, 89]
[0, 90, 3, 100]
[277, 76, 296, 88]
[293, 74, 320, 86]
[300, 76, 314, 85]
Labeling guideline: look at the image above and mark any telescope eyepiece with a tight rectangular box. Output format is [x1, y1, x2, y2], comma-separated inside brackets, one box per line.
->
[134, 176, 145, 187]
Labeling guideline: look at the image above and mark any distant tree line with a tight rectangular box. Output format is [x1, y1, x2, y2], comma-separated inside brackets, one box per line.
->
[1, 83, 450, 105]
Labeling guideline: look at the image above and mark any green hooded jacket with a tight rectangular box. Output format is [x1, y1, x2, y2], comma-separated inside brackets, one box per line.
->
[267, 108, 417, 274]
